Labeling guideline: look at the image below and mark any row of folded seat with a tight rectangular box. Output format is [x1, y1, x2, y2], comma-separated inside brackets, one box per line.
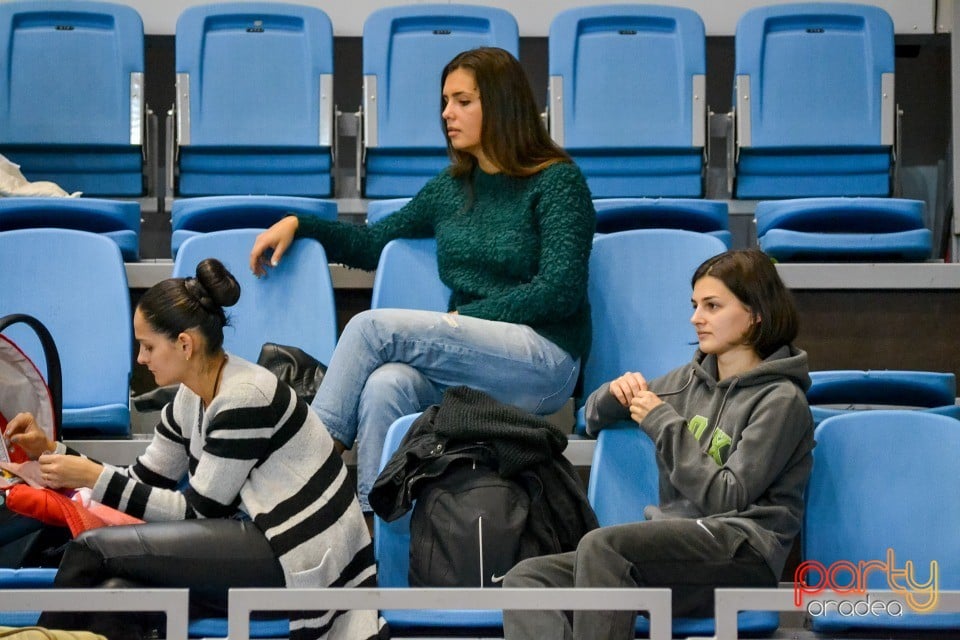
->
[0, 1, 908, 202]
[1, 224, 955, 440]
[3, 405, 958, 638]
[0, 192, 936, 263]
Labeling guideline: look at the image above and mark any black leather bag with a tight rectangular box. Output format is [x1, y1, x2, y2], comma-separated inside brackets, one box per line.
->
[133, 343, 327, 411]
[255, 343, 327, 405]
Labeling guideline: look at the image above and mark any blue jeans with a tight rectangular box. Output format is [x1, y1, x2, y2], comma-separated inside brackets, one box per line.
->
[310, 309, 580, 512]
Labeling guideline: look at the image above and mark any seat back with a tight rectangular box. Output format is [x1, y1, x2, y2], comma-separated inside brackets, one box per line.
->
[172, 229, 337, 365]
[170, 195, 337, 258]
[804, 411, 960, 630]
[755, 197, 932, 261]
[174, 3, 334, 196]
[807, 369, 960, 425]
[365, 197, 411, 225]
[734, 3, 895, 197]
[0, 197, 141, 261]
[371, 238, 450, 312]
[0, 229, 131, 435]
[592, 198, 731, 247]
[588, 427, 659, 527]
[362, 4, 518, 197]
[548, 6, 705, 197]
[0, 0, 145, 196]
[582, 230, 726, 409]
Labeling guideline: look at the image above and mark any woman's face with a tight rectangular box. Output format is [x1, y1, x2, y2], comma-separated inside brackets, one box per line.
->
[690, 275, 758, 357]
[134, 308, 187, 387]
[442, 67, 484, 160]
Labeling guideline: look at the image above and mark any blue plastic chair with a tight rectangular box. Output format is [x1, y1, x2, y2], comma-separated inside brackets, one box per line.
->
[172, 3, 334, 197]
[807, 370, 960, 426]
[170, 195, 337, 258]
[804, 411, 960, 631]
[365, 197, 411, 225]
[733, 3, 896, 198]
[0, 1, 147, 196]
[374, 412, 504, 631]
[593, 198, 731, 247]
[0, 197, 141, 261]
[548, 6, 706, 197]
[172, 229, 337, 365]
[361, 4, 518, 197]
[589, 427, 780, 636]
[756, 197, 932, 261]
[0, 229, 131, 435]
[577, 230, 726, 434]
[371, 238, 450, 312]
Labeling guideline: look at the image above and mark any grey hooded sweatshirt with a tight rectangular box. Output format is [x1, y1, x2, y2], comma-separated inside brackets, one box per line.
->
[584, 345, 815, 579]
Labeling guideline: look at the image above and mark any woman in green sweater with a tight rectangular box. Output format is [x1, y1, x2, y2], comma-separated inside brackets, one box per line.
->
[250, 47, 595, 513]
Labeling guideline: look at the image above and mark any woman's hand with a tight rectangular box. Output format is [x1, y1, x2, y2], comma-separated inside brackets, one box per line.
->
[3, 412, 55, 461]
[37, 453, 103, 490]
[628, 390, 664, 425]
[249, 215, 300, 277]
[608, 372, 649, 407]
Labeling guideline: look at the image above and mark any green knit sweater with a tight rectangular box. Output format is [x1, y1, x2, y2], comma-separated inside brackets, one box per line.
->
[296, 162, 595, 359]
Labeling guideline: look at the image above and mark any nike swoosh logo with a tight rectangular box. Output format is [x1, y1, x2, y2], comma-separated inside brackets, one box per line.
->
[490, 573, 506, 584]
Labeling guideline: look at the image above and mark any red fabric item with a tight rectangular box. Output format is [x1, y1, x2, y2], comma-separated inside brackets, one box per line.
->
[5, 484, 142, 537]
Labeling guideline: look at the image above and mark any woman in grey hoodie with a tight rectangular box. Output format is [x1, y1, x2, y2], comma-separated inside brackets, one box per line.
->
[503, 249, 815, 640]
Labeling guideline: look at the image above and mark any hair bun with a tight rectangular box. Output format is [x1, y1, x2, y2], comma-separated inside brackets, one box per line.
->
[193, 258, 241, 309]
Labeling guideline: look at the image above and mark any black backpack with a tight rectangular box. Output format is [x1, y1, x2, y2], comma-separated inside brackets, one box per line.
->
[408, 460, 530, 588]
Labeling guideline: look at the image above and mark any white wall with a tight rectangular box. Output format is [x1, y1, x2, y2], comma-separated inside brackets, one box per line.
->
[101, 0, 936, 36]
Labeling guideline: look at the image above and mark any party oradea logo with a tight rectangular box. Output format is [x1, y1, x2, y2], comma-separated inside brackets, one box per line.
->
[794, 548, 938, 617]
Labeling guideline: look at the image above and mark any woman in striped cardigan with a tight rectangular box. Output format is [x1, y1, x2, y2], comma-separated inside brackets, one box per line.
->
[5, 258, 385, 640]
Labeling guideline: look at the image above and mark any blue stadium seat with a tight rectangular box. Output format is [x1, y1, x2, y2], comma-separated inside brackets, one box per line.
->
[548, 6, 706, 197]
[577, 229, 726, 434]
[365, 197, 411, 225]
[756, 197, 932, 261]
[374, 412, 504, 631]
[171, 3, 334, 198]
[0, 229, 131, 435]
[172, 229, 337, 365]
[170, 195, 337, 258]
[0, 197, 140, 261]
[371, 238, 450, 312]
[593, 198, 731, 247]
[807, 370, 960, 426]
[733, 3, 896, 198]
[361, 4, 518, 197]
[589, 427, 780, 636]
[0, 1, 148, 197]
[804, 411, 960, 631]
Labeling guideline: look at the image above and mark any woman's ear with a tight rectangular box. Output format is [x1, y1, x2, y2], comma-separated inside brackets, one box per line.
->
[177, 332, 194, 361]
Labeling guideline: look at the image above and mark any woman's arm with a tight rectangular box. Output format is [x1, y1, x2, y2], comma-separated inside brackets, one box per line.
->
[640, 386, 812, 515]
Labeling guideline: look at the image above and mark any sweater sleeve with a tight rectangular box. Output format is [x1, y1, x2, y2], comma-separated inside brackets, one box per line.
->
[455, 163, 595, 324]
[639, 385, 812, 515]
[295, 173, 449, 270]
[91, 401, 195, 521]
[583, 382, 633, 437]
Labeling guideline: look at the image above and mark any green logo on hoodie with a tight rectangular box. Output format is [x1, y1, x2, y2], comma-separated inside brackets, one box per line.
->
[687, 415, 709, 439]
[708, 428, 733, 465]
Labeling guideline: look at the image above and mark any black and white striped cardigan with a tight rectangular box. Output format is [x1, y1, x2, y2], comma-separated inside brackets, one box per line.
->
[90, 355, 385, 640]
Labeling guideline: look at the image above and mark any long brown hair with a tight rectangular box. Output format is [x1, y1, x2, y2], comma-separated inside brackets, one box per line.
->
[441, 47, 570, 177]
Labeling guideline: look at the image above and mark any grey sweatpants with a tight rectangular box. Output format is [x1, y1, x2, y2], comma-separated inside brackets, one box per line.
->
[502, 518, 777, 640]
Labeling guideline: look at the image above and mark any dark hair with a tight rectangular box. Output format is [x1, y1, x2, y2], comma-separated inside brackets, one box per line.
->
[691, 249, 799, 358]
[137, 258, 240, 355]
[441, 47, 570, 177]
